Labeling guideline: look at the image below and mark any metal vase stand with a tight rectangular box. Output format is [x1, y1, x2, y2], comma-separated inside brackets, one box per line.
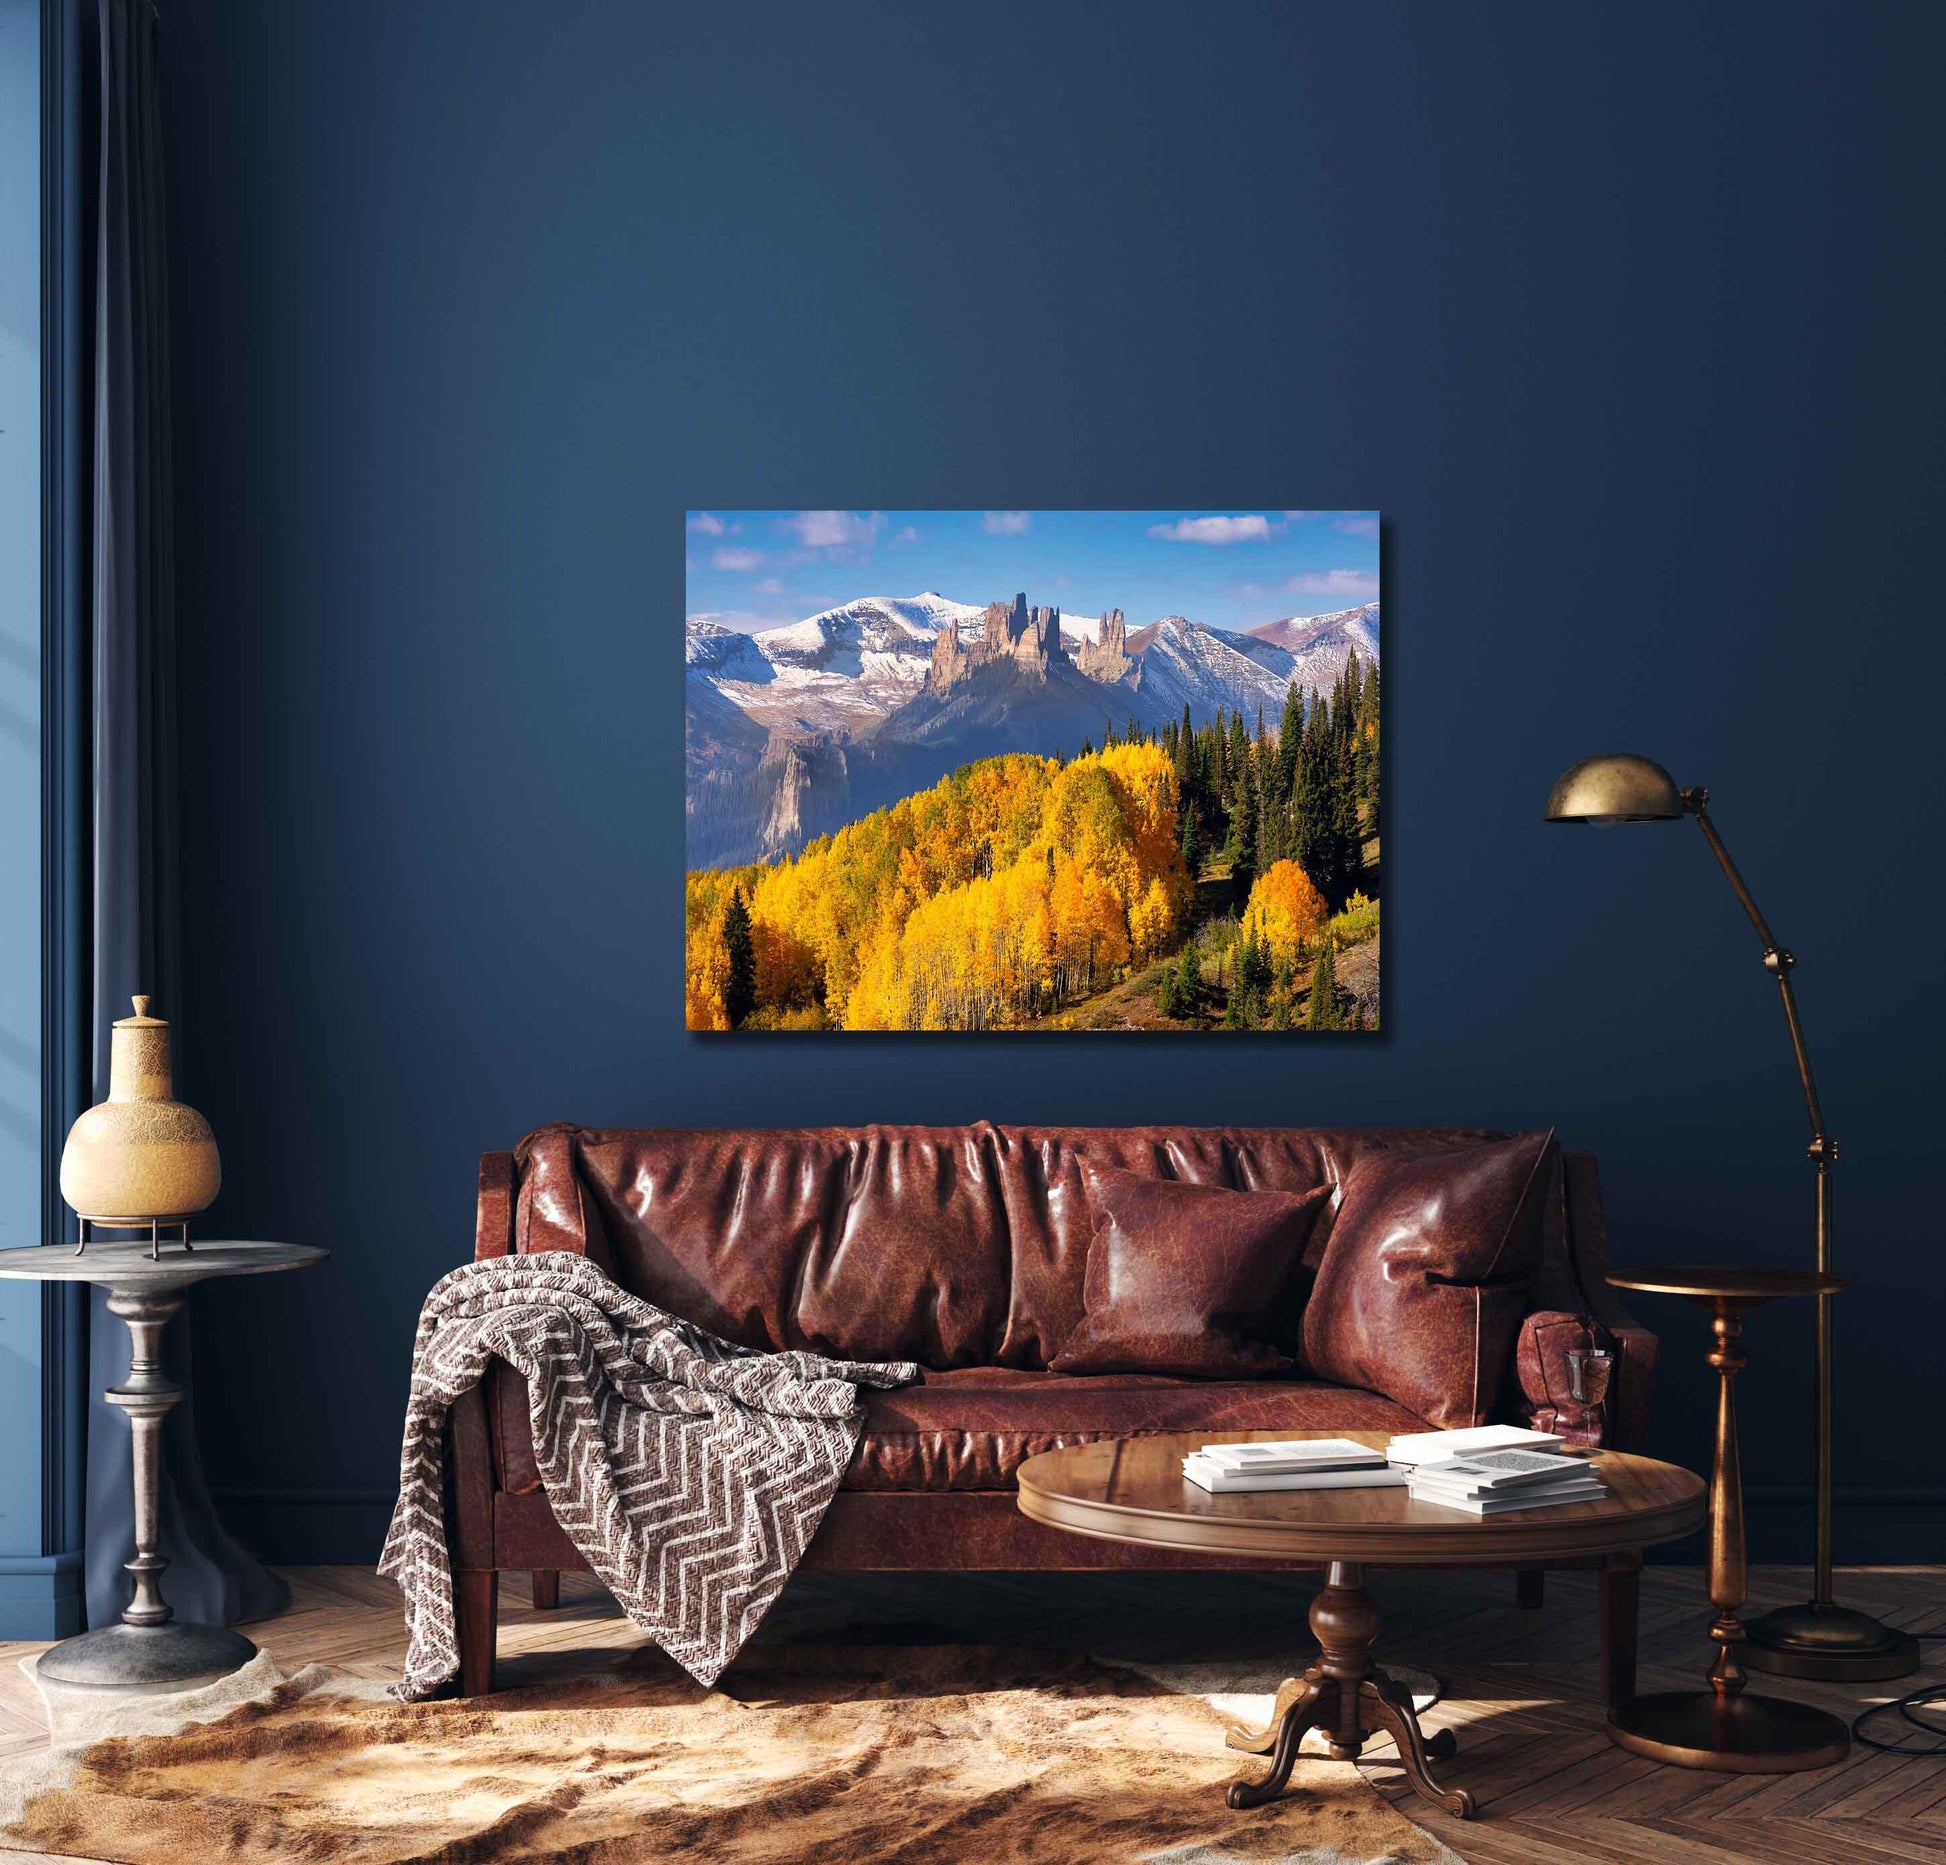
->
[73, 1211, 194, 1262]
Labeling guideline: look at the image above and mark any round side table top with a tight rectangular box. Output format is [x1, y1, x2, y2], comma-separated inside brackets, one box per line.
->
[1606, 1265, 1847, 1303]
[1017, 1430, 1705, 1563]
[0, 1239, 327, 1291]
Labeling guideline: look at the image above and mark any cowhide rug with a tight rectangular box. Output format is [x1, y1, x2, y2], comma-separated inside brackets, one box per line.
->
[0, 1642, 1458, 1864]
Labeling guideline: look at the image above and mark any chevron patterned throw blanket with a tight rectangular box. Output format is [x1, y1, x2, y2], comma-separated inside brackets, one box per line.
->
[379, 1252, 920, 1699]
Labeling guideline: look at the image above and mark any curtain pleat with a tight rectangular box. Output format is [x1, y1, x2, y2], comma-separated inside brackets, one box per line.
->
[80, 0, 287, 1634]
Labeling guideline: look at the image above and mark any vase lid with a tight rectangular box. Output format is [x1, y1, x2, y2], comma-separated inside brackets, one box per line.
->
[115, 995, 167, 1029]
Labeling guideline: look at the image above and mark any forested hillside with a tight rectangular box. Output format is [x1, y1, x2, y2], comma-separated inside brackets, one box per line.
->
[685, 652, 1380, 1032]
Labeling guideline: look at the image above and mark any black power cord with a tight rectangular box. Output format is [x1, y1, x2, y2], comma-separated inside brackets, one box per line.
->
[1850, 1635, 1946, 1755]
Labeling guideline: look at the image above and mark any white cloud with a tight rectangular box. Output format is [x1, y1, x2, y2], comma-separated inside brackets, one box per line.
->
[755, 577, 787, 595]
[686, 512, 727, 536]
[1148, 514, 1275, 545]
[1333, 513, 1380, 539]
[890, 525, 920, 547]
[982, 510, 1032, 537]
[1283, 568, 1381, 600]
[712, 546, 767, 572]
[786, 510, 883, 549]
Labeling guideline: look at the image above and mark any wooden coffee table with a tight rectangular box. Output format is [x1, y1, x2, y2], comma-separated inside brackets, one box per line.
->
[1017, 1430, 1705, 1818]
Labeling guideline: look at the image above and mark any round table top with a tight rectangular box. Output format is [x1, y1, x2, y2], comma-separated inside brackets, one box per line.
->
[1016, 1431, 1705, 1563]
[0, 1239, 327, 1292]
[1607, 1264, 1847, 1303]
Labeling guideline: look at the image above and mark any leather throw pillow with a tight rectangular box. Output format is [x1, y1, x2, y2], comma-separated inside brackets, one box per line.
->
[1050, 1164, 1333, 1378]
[1299, 1130, 1560, 1428]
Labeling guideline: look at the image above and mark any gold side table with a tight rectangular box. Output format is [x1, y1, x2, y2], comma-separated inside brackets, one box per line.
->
[1605, 1266, 1850, 1772]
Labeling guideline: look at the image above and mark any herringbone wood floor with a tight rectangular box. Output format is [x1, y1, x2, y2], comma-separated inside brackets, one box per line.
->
[1, 1563, 1940, 1863]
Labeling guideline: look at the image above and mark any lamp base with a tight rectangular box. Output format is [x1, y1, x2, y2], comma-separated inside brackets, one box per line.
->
[1742, 1601, 1920, 1681]
[1607, 1690, 1849, 1772]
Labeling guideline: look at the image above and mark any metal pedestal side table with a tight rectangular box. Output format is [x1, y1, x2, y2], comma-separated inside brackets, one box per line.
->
[1604, 1265, 1851, 1772]
[0, 1239, 327, 1694]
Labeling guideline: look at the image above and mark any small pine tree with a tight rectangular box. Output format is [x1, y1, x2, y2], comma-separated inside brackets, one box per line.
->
[1180, 801, 1204, 877]
[1239, 932, 1273, 1008]
[1223, 765, 1255, 897]
[1156, 940, 1200, 1020]
[722, 887, 757, 1029]
[1305, 939, 1340, 1031]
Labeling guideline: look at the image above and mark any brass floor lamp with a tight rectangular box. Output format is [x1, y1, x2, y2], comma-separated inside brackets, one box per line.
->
[1544, 753, 1918, 1683]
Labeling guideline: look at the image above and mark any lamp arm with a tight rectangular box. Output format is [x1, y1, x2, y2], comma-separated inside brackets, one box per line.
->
[1686, 787, 1838, 1602]
[1681, 790, 1831, 1155]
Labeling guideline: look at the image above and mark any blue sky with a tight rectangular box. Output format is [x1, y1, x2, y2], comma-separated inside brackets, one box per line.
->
[683, 510, 1380, 635]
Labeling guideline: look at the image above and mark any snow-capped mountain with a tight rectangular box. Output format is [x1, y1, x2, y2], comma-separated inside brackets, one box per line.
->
[1242, 603, 1381, 694]
[1130, 617, 1304, 725]
[685, 593, 987, 735]
[686, 589, 1380, 867]
[684, 618, 777, 682]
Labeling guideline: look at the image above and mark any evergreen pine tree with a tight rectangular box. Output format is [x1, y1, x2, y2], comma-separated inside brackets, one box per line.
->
[1227, 710, 1250, 798]
[1357, 660, 1381, 826]
[1180, 801, 1204, 877]
[1274, 683, 1303, 803]
[1240, 932, 1272, 1009]
[722, 888, 757, 1029]
[1225, 755, 1257, 899]
[1156, 939, 1200, 1020]
[1305, 939, 1340, 1031]
[1291, 688, 1332, 895]
[1331, 732, 1363, 903]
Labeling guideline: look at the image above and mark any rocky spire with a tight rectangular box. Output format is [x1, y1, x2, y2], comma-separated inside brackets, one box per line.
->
[1077, 608, 1130, 682]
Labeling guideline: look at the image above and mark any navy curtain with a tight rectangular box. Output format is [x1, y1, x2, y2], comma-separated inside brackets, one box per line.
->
[73, 0, 286, 1632]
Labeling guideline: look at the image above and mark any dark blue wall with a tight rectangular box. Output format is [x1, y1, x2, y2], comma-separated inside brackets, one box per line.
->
[158, 1, 1946, 1563]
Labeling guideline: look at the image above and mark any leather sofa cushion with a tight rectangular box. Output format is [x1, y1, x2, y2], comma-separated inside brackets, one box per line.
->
[844, 1366, 1427, 1491]
[488, 1360, 1428, 1497]
[1050, 1167, 1331, 1376]
[1300, 1130, 1559, 1429]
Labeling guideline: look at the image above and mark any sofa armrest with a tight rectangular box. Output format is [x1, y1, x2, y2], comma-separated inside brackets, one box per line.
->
[476, 1152, 516, 1260]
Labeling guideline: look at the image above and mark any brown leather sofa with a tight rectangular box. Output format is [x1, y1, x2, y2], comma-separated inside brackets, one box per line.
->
[446, 1123, 1658, 1696]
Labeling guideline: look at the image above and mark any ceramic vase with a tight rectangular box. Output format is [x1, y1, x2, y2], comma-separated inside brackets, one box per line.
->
[58, 996, 221, 1221]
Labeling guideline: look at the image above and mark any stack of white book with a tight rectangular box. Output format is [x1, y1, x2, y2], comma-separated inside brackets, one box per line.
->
[1183, 1438, 1408, 1494]
[1402, 1446, 1608, 1515]
[1384, 1423, 1568, 1467]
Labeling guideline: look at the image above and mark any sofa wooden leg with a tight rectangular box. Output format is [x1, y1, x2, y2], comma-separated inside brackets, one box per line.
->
[1600, 1551, 1640, 1707]
[457, 1570, 499, 1697]
[531, 1569, 560, 1610]
[1515, 1569, 1546, 1610]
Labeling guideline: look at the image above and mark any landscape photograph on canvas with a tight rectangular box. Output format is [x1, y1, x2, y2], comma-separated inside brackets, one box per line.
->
[685, 511, 1381, 1032]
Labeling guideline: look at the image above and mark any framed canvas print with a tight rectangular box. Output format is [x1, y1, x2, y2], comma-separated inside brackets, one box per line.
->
[685, 511, 1380, 1032]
